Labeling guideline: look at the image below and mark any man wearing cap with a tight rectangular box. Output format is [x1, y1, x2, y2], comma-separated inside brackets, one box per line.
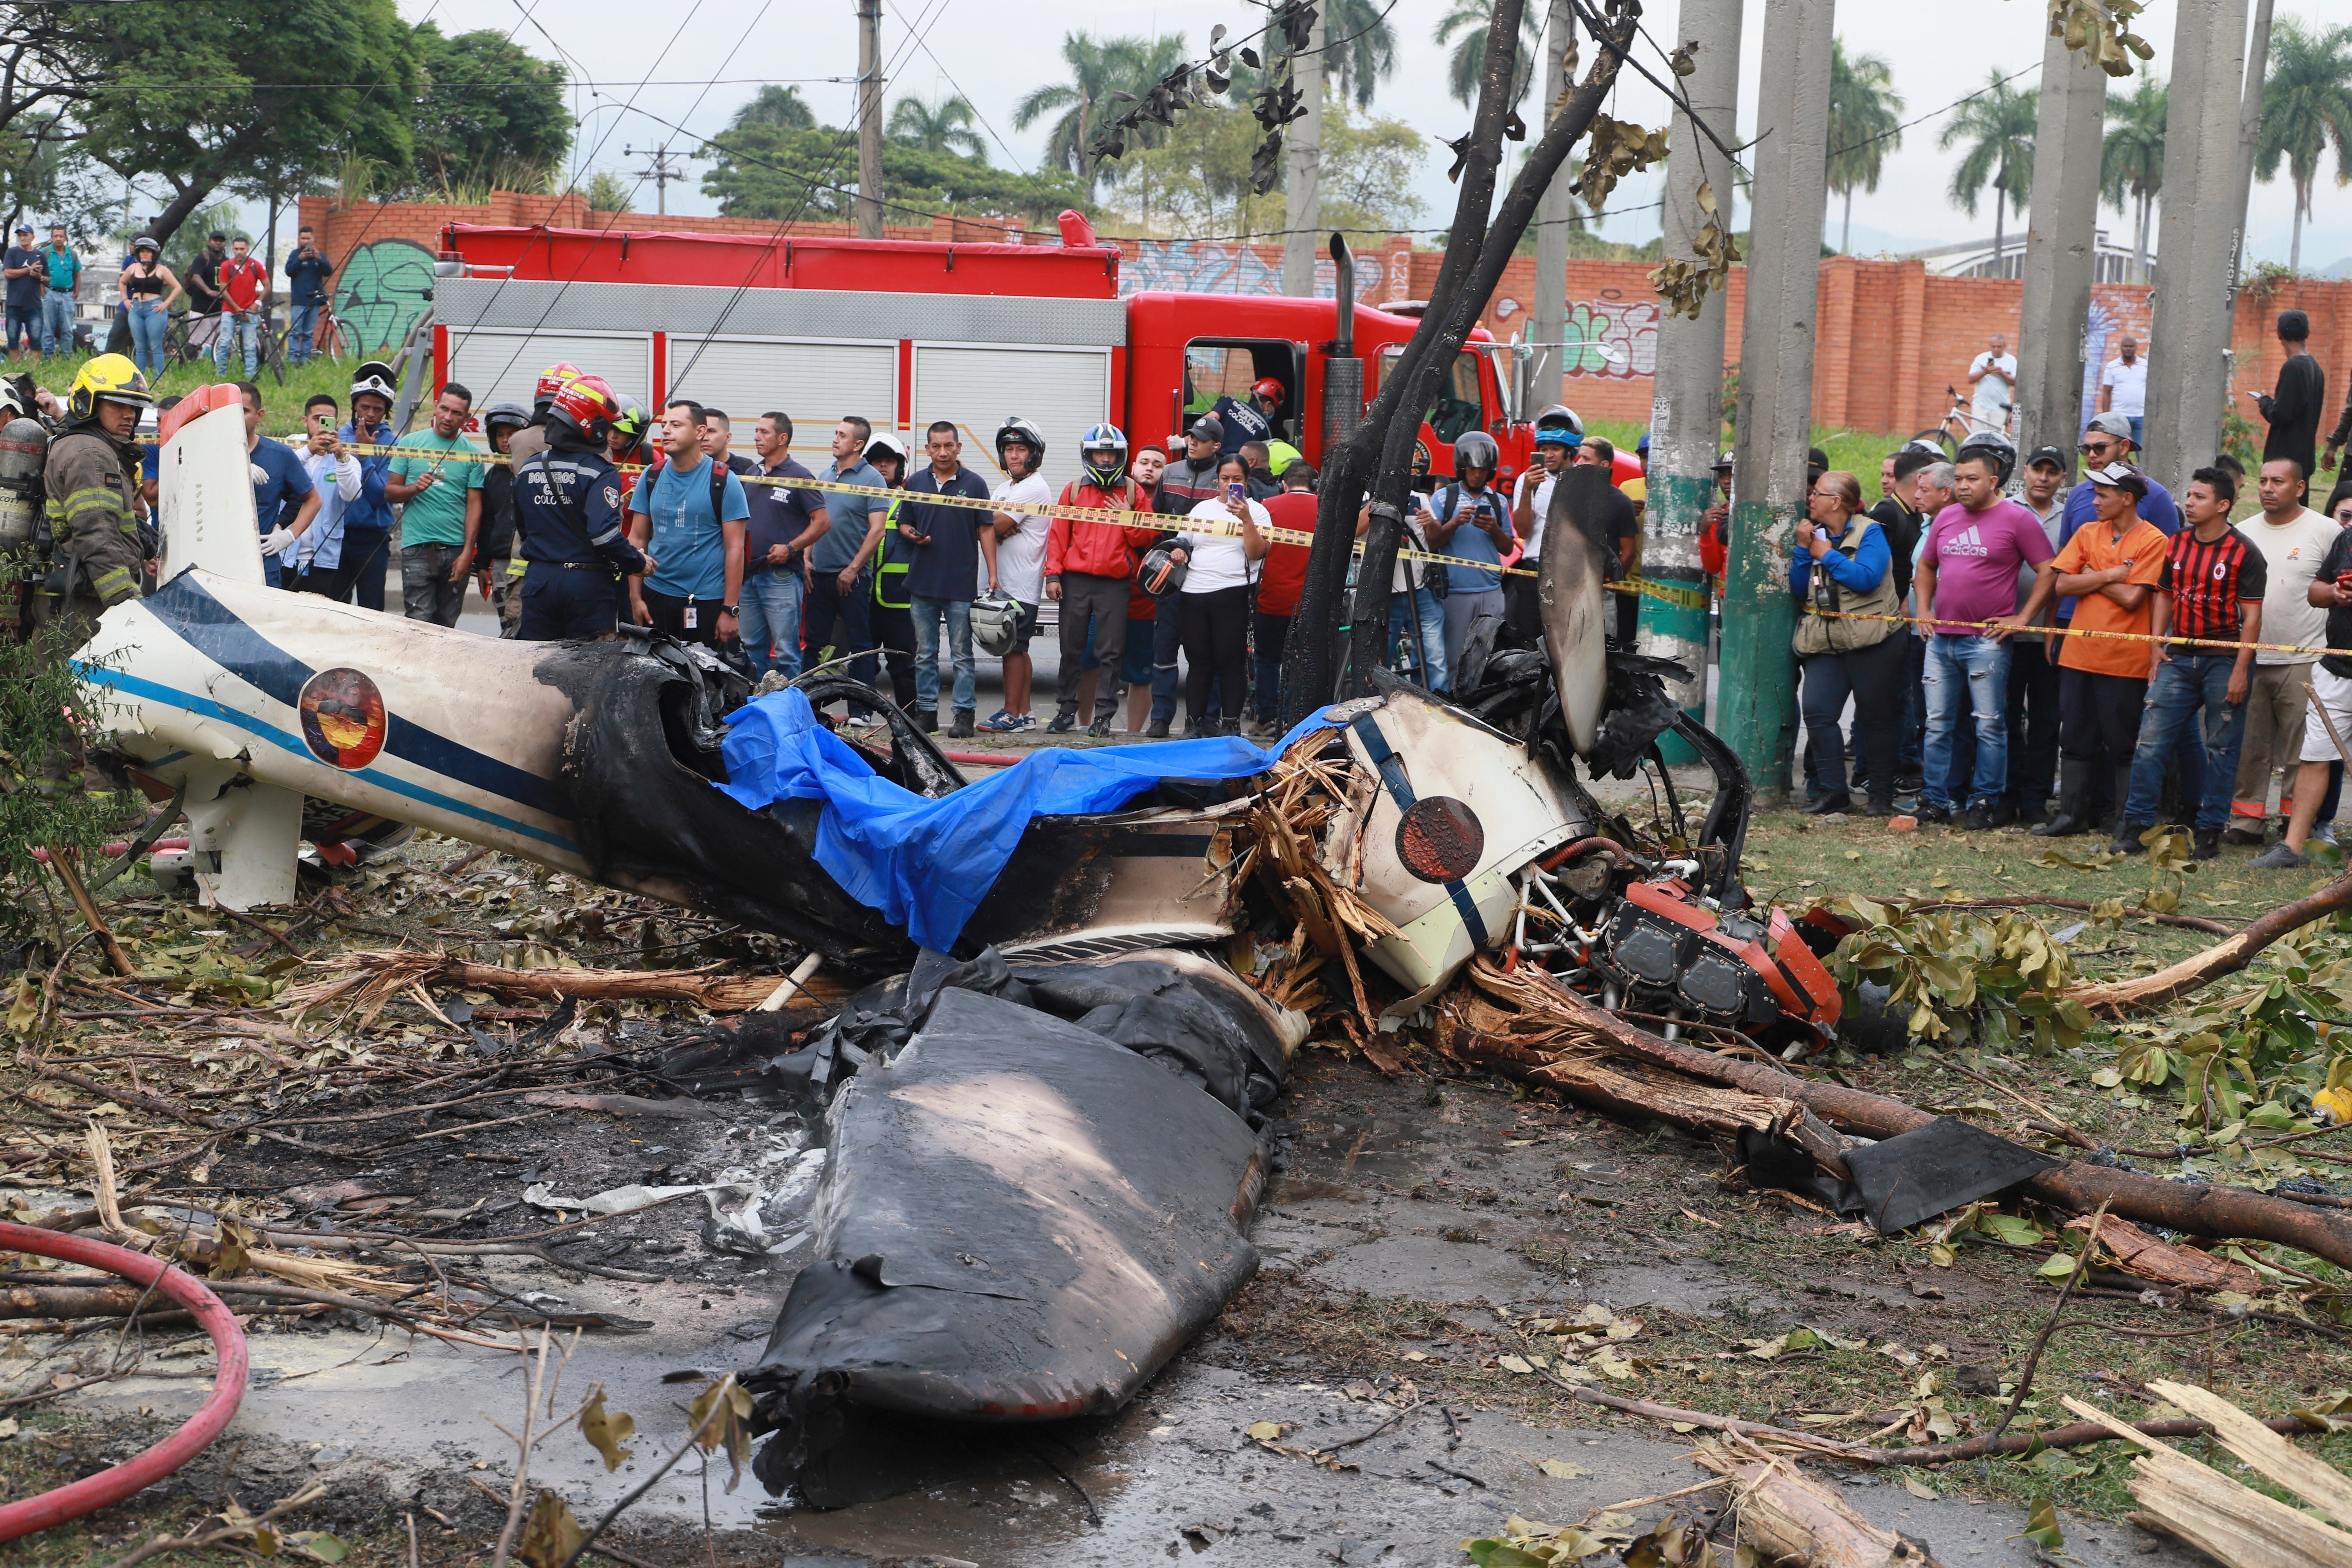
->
[2065, 414, 2178, 540]
[2, 225, 40, 362]
[1147, 416, 1227, 735]
[2006, 465, 2169, 839]
[2229, 457, 2336, 842]
[2248, 309, 2325, 488]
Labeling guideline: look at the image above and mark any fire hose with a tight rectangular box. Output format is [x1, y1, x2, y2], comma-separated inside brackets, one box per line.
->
[0, 1222, 248, 1543]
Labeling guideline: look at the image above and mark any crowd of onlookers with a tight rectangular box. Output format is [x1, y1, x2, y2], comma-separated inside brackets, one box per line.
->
[1788, 308, 2352, 864]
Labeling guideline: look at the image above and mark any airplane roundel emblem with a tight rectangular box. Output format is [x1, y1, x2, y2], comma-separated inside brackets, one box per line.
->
[299, 667, 388, 769]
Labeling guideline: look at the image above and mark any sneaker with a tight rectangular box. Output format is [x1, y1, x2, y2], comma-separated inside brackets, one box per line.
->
[1007, 713, 1037, 732]
[1087, 716, 1113, 737]
[1895, 772, 1924, 795]
[2192, 828, 2221, 861]
[1963, 801, 1995, 831]
[1914, 801, 1953, 826]
[1045, 712, 1077, 734]
[1145, 718, 1170, 739]
[950, 709, 976, 738]
[979, 708, 1014, 731]
[2317, 824, 2341, 846]
[2249, 841, 2310, 869]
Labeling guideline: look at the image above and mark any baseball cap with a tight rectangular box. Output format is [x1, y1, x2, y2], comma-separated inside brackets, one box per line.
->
[2087, 461, 2149, 498]
[2024, 445, 2068, 470]
[1187, 415, 1223, 442]
[12, 224, 28, 235]
[2084, 411, 2135, 442]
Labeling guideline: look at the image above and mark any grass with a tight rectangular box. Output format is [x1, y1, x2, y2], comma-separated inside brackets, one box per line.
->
[22, 347, 372, 439]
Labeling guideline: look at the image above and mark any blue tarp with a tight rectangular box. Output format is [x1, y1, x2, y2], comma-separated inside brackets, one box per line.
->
[714, 690, 1334, 951]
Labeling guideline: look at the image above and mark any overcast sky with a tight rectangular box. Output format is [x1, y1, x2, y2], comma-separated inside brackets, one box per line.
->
[388, 0, 2345, 274]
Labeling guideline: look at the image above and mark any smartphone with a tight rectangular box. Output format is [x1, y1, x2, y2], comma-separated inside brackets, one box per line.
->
[1227, 481, 1246, 506]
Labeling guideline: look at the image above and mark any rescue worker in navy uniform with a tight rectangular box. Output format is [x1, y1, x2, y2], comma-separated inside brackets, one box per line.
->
[1209, 377, 1282, 460]
[514, 374, 655, 641]
[33, 352, 150, 635]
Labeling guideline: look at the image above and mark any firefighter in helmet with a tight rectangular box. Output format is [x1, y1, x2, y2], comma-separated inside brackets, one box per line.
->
[514, 374, 654, 642]
[33, 352, 150, 634]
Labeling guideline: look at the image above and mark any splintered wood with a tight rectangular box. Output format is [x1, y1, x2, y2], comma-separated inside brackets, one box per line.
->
[2062, 1392, 2352, 1568]
[1690, 1442, 1943, 1567]
[277, 951, 851, 1028]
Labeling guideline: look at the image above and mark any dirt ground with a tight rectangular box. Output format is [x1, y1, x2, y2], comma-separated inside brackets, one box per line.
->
[2, 798, 2349, 1567]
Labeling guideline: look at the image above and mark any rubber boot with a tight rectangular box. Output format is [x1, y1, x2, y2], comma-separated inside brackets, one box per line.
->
[2031, 757, 2094, 837]
[2110, 761, 2139, 845]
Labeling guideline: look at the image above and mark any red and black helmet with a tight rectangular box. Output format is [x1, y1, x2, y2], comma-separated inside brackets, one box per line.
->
[533, 361, 585, 404]
[547, 373, 620, 445]
[1251, 377, 1285, 406]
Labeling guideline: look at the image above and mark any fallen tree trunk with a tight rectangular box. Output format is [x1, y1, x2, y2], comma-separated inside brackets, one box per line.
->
[1446, 968, 2352, 1269]
[282, 951, 850, 1020]
[2063, 868, 2352, 1014]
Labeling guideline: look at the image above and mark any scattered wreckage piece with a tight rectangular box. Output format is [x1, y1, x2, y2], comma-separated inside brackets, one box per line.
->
[744, 948, 1302, 1509]
[1690, 1443, 1945, 1567]
[2062, 1394, 2352, 1568]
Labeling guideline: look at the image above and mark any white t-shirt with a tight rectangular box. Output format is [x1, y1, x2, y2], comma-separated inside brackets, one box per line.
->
[1519, 470, 1557, 561]
[2243, 507, 2340, 666]
[1181, 495, 1268, 593]
[985, 473, 1054, 603]
[2100, 355, 2147, 417]
[1968, 350, 2017, 426]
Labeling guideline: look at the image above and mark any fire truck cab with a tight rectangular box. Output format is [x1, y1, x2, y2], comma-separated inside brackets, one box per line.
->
[429, 211, 1533, 490]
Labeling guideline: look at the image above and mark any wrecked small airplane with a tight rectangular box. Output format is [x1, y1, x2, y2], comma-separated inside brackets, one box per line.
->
[80, 383, 1848, 1504]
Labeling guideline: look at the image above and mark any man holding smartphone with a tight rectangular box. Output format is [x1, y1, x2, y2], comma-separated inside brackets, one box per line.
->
[898, 421, 994, 736]
[284, 225, 333, 366]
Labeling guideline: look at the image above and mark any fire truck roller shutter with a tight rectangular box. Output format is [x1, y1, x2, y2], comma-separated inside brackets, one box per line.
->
[666, 338, 898, 456]
[444, 329, 654, 415]
[910, 345, 1112, 494]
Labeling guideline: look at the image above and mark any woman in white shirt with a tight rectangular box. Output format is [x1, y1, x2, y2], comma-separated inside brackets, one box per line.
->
[1171, 453, 1270, 735]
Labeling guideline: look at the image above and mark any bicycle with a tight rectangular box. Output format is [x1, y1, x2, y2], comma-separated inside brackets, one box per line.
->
[1912, 383, 2014, 456]
[274, 304, 347, 370]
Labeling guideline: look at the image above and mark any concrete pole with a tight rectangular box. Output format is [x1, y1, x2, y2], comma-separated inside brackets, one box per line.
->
[855, 0, 885, 240]
[1721, 0, 1833, 799]
[1641, 0, 1742, 757]
[2016, 27, 2107, 474]
[1281, 9, 1326, 297]
[2230, 0, 2277, 294]
[1529, 0, 1577, 410]
[2142, 0, 2249, 492]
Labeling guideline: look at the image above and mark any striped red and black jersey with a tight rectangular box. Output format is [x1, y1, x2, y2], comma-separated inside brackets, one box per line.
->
[2160, 527, 2267, 643]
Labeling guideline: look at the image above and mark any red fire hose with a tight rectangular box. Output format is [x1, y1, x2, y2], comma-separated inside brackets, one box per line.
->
[0, 1222, 249, 1542]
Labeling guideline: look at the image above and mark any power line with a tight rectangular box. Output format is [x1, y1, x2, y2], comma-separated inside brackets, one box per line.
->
[1827, 64, 2037, 160]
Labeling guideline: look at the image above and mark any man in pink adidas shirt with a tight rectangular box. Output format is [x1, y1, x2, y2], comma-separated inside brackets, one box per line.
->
[1913, 446, 2056, 828]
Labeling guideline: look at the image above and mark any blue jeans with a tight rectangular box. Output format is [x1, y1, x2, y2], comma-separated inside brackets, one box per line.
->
[214, 308, 260, 376]
[2126, 415, 2144, 450]
[125, 301, 168, 380]
[2126, 653, 2247, 830]
[1388, 587, 1450, 694]
[738, 568, 805, 679]
[287, 302, 320, 365]
[910, 593, 974, 713]
[1922, 633, 2010, 810]
[4, 307, 36, 353]
[40, 293, 73, 355]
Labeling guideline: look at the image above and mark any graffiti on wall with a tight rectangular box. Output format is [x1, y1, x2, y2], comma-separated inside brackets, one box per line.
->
[1559, 299, 1659, 379]
[335, 239, 436, 355]
[1124, 239, 1384, 301]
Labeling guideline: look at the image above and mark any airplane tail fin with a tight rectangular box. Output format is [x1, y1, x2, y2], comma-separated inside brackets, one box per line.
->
[156, 385, 263, 586]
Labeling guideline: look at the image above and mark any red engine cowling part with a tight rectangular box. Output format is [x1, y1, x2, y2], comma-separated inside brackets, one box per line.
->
[1608, 879, 1841, 1038]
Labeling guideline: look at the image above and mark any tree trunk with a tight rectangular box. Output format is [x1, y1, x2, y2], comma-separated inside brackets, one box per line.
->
[1840, 186, 1853, 255]
[1991, 181, 2005, 277]
[2291, 182, 2305, 274]
[2133, 189, 2151, 283]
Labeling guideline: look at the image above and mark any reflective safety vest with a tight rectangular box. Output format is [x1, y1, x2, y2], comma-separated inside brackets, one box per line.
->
[871, 493, 911, 610]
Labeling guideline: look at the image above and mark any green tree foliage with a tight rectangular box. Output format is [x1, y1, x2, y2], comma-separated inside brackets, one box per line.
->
[887, 95, 986, 162]
[76, 0, 420, 246]
[733, 86, 815, 132]
[1106, 100, 1424, 242]
[2100, 75, 2165, 283]
[1938, 71, 2037, 270]
[402, 24, 572, 197]
[1825, 40, 1903, 254]
[1311, 0, 1398, 111]
[0, 615, 136, 948]
[2254, 16, 2352, 274]
[1434, 0, 1540, 111]
[582, 170, 634, 214]
[1014, 33, 1187, 197]
[700, 124, 1084, 228]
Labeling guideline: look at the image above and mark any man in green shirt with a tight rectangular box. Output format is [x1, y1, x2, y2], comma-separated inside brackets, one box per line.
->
[387, 382, 485, 625]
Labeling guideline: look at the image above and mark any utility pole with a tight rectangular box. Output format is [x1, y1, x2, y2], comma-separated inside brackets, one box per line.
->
[2142, 0, 2249, 493]
[1641, 0, 1742, 758]
[1529, 0, 1576, 412]
[2015, 25, 2107, 473]
[1721, 0, 1833, 799]
[1281, 6, 1325, 297]
[623, 145, 688, 216]
[855, 0, 886, 240]
[2230, 0, 2277, 293]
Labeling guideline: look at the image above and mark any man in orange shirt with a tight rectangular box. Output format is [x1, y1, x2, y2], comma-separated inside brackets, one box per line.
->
[2003, 463, 2169, 838]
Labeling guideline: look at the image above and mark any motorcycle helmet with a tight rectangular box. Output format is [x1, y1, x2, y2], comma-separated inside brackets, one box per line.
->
[1532, 403, 1584, 438]
[1955, 429, 2017, 487]
[970, 590, 1028, 657]
[1079, 422, 1129, 489]
[995, 415, 1046, 473]
[1452, 430, 1501, 477]
[608, 394, 651, 458]
[1137, 541, 1188, 599]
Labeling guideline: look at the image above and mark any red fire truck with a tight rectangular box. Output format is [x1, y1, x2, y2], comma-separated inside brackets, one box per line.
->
[429, 211, 1538, 491]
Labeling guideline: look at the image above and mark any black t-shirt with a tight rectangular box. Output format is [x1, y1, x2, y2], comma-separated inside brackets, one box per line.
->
[1593, 483, 1637, 579]
[2319, 529, 2352, 679]
[1869, 498, 1923, 603]
[186, 249, 226, 312]
[481, 462, 516, 558]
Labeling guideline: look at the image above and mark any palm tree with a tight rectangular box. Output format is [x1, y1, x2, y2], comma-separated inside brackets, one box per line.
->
[732, 85, 815, 132]
[1434, 0, 1542, 112]
[1015, 32, 1186, 197]
[1825, 40, 1903, 254]
[1317, 0, 1399, 110]
[2100, 76, 2165, 283]
[1939, 71, 2037, 277]
[888, 94, 986, 161]
[2254, 17, 2352, 274]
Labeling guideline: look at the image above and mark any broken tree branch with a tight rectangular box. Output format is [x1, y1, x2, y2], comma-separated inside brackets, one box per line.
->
[1985, 1203, 2108, 1446]
[2064, 868, 2352, 1014]
[48, 852, 133, 978]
